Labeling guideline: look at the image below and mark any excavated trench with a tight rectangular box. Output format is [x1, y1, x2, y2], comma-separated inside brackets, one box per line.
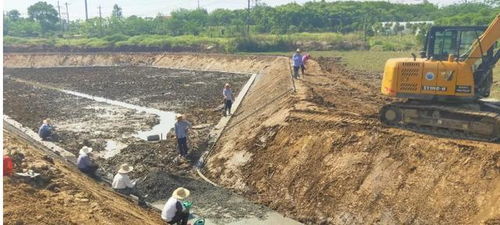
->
[3, 65, 249, 186]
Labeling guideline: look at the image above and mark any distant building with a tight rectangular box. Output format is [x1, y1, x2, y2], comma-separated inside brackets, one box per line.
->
[377, 21, 434, 35]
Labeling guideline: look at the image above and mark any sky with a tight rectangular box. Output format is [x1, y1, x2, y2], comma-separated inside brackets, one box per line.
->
[4, 0, 463, 21]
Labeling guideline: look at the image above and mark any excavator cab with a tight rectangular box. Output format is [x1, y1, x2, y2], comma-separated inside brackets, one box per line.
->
[420, 26, 498, 98]
[421, 26, 488, 61]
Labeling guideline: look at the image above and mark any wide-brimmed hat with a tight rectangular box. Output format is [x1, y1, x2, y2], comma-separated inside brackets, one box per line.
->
[296, 48, 301, 53]
[176, 114, 184, 120]
[79, 146, 93, 155]
[224, 83, 230, 88]
[172, 187, 190, 200]
[118, 163, 134, 173]
[43, 118, 51, 124]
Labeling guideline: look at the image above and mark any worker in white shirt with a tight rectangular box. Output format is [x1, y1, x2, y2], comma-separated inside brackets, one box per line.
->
[112, 163, 145, 204]
[161, 187, 191, 225]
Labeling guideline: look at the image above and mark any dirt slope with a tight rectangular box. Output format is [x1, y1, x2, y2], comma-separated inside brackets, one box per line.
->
[3, 131, 164, 225]
[206, 57, 500, 225]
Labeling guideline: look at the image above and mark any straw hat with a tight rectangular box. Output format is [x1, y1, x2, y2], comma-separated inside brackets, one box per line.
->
[43, 118, 51, 124]
[176, 114, 184, 120]
[118, 163, 134, 173]
[79, 146, 93, 155]
[172, 187, 190, 200]
[224, 83, 230, 88]
[296, 48, 301, 53]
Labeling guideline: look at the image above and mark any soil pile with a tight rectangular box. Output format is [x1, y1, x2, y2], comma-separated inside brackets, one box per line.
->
[3, 131, 163, 225]
[206, 57, 500, 224]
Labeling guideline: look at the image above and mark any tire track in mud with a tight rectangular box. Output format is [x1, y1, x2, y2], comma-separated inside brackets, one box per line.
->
[289, 110, 378, 126]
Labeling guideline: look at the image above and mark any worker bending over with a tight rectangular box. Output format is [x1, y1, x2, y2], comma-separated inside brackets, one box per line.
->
[77, 146, 99, 178]
[38, 118, 57, 141]
[112, 163, 145, 204]
[161, 187, 191, 225]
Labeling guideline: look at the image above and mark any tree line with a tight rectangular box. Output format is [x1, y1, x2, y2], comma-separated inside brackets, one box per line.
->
[3, 0, 499, 38]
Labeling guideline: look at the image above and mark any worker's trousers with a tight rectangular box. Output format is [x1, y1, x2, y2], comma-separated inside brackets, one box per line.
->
[293, 66, 300, 79]
[177, 137, 188, 157]
[224, 99, 233, 116]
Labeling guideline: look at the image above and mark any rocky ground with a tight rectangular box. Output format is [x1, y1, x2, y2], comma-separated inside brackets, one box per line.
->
[3, 66, 249, 201]
[3, 131, 164, 225]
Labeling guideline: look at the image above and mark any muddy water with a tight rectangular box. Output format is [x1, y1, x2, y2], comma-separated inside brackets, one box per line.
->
[61, 89, 177, 140]
[99, 140, 128, 159]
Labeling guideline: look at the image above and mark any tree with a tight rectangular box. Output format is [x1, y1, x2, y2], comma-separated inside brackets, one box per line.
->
[112, 4, 123, 18]
[27, 1, 59, 33]
[7, 10, 21, 21]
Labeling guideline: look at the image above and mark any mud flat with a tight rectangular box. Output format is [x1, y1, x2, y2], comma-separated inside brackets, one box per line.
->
[3, 66, 249, 199]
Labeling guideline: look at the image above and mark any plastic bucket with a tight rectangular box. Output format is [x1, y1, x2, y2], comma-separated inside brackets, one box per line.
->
[182, 201, 192, 209]
[193, 218, 205, 225]
[3, 156, 13, 176]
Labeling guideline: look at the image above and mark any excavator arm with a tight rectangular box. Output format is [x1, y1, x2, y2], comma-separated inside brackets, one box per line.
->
[464, 14, 500, 67]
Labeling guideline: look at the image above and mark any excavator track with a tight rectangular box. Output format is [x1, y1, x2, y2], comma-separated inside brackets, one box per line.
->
[379, 100, 500, 142]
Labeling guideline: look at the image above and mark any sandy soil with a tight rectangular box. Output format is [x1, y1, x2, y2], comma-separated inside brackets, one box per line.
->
[3, 131, 164, 225]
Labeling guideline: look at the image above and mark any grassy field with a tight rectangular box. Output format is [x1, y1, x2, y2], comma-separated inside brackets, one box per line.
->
[251, 50, 499, 99]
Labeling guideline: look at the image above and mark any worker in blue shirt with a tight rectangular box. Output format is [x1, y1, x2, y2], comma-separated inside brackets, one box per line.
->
[292, 49, 303, 79]
[77, 146, 99, 177]
[38, 118, 56, 141]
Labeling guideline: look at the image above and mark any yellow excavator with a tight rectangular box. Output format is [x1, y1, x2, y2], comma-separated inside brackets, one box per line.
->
[380, 15, 500, 141]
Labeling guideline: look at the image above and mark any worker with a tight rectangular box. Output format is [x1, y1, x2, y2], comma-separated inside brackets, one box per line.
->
[301, 53, 311, 75]
[161, 187, 191, 225]
[292, 49, 303, 79]
[77, 146, 99, 177]
[112, 163, 144, 203]
[174, 114, 192, 158]
[223, 83, 234, 116]
[38, 118, 56, 141]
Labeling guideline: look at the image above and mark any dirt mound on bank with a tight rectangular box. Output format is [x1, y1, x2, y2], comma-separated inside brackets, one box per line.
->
[206, 57, 500, 224]
[3, 131, 163, 225]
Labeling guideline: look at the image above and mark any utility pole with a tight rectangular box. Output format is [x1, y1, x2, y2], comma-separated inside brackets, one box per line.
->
[247, 0, 250, 35]
[84, 0, 88, 21]
[65, 2, 70, 30]
[98, 5, 103, 36]
[57, 1, 63, 31]
[197, 0, 200, 9]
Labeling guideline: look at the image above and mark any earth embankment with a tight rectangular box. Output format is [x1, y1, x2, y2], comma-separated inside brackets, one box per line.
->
[205, 57, 500, 224]
[3, 130, 164, 225]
